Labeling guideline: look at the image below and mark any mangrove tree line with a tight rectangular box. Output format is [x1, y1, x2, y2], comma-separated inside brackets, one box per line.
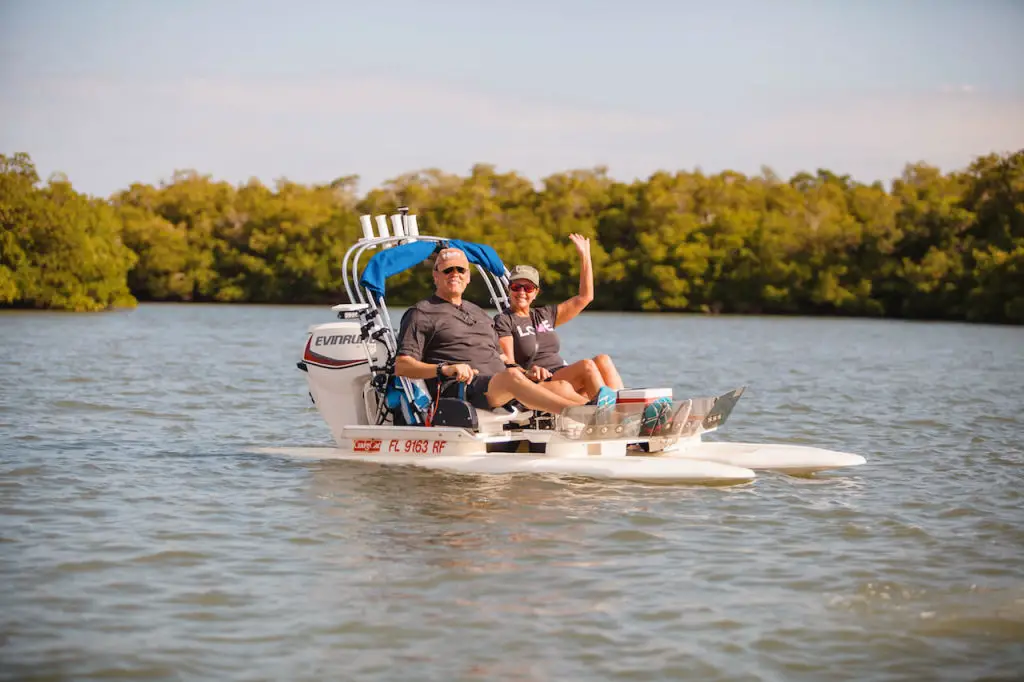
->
[1, 149, 1022, 323]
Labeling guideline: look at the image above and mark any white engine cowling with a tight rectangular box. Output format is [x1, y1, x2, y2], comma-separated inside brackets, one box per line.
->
[301, 321, 386, 445]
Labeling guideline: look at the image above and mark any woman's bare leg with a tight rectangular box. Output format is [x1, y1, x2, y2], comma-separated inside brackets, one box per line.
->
[550, 359, 603, 400]
[484, 371, 586, 413]
[593, 354, 624, 390]
[540, 378, 588, 404]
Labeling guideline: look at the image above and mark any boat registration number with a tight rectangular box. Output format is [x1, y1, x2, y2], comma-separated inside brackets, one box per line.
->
[390, 438, 445, 454]
[352, 438, 446, 455]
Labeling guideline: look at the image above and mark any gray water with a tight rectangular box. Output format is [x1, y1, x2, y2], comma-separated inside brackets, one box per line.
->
[1, 304, 1022, 681]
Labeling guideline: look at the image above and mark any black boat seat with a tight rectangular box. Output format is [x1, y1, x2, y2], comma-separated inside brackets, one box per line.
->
[383, 376, 533, 432]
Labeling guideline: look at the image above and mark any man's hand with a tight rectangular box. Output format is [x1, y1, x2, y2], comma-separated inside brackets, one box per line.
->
[443, 363, 478, 383]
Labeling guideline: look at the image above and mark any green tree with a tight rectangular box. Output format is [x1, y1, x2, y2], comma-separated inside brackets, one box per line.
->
[1, 153, 137, 311]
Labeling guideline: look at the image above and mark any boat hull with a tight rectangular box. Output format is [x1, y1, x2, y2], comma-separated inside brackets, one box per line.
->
[254, 447, 757, 484]
[667, 441, 867, 475]
[334, 423, 866, 477]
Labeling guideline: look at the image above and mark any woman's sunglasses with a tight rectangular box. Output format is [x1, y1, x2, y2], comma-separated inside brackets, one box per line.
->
[509, 282, 537, 293]
[441, 266, 467, 275]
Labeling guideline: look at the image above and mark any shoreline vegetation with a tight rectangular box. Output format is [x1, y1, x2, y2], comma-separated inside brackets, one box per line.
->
[1, 150, 1021, 324]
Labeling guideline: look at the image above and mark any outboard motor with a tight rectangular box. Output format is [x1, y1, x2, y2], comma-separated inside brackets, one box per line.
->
[299, 309, 387, 445]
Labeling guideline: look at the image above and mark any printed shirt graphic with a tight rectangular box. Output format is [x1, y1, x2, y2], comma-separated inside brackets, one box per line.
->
[493, 304, 566, 372]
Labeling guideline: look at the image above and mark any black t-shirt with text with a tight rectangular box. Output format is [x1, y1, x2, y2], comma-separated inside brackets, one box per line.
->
[493, 304, 567, 373]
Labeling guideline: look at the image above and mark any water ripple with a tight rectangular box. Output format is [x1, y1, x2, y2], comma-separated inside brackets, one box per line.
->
[1, 306, 1022, 681]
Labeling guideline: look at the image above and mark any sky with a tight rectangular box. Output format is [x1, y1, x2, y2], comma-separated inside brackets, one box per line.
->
[2, 0, 1023, 197]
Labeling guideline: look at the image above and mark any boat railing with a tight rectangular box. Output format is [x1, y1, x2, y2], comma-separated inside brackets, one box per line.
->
[338, 209, 515, 425]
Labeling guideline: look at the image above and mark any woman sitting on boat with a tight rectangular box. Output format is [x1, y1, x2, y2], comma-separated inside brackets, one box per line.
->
[494, 233, 624, 405]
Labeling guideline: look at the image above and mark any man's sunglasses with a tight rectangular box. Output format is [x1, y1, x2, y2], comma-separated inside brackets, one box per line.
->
[440, 266, 467, 275]
[509, 282, 537, 293]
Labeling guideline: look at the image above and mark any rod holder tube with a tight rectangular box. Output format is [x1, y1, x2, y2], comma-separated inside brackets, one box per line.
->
[359, 215, 374, 240]
[389, 214, 405, 237]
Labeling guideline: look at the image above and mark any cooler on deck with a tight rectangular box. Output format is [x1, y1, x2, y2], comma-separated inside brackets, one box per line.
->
[616, 388, 673, 406]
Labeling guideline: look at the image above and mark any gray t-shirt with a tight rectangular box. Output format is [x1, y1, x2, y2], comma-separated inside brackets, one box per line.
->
[397, 295, 507, 378]
[493, 304, 567, 373]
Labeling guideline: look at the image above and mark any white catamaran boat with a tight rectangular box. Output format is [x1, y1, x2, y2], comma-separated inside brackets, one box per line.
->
[290, 209, 866, 484]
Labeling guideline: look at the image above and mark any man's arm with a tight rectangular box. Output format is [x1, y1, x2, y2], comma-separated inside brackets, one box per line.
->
[395, 354, 479, 383]
[395, 354, 441, 379]
[394, 307, 435, 379]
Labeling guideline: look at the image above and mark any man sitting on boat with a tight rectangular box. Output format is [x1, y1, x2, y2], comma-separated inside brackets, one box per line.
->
[394, 247, 605, 415]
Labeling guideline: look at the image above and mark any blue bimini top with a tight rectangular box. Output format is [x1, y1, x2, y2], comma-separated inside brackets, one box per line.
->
[359, 238, 507, 298]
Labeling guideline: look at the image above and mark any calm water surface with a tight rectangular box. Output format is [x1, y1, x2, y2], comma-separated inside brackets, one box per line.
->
[1, 304, 1022, 681]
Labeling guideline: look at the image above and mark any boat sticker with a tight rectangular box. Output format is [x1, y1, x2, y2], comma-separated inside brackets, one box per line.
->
[353, 438, 381, 453]
[314, 334, 361, 346]
[302, 338, 370, 370]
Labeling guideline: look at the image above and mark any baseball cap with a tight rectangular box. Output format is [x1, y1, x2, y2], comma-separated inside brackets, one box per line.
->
[434, 248, 470, 271]
[507, 264, 540, 287]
